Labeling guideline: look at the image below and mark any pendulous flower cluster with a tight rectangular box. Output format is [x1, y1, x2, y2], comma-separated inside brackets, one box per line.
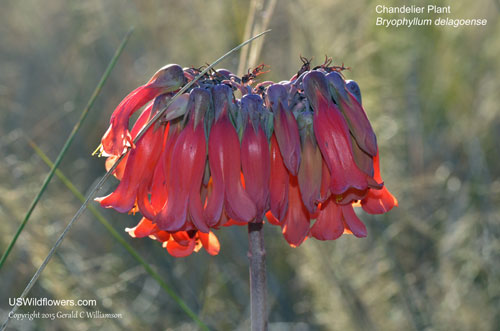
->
[96, 59, 397, 257]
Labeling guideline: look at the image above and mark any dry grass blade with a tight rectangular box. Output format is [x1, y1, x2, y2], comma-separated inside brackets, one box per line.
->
[237, 0, 277, 76]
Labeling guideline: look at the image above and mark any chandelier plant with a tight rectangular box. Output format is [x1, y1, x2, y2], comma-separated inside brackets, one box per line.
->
[95, 58, 397, 257]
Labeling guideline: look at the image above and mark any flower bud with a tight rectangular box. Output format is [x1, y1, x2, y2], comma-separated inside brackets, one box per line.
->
[148, 64, 186, 90]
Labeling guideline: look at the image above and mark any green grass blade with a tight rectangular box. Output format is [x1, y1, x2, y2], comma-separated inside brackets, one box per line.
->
[28, 140, 209, 330]
[0, 27, 134, 270]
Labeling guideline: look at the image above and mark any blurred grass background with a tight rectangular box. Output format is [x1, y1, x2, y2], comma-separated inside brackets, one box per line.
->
[1, 0, 499, 330]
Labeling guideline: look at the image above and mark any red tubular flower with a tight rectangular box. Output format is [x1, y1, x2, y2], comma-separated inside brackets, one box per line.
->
[240, 94, 271, 220]
[266, 84, 301, 175]
[296, 112, 322, 214]
[310, 198, 367, 240]
[156, 88, 210, 233]
[303, 71, 379, 195]
[361, 150, 398, 214]
[269, 134, 289, 221]
[281, 176, 310, 247]
[206, 85, 256, 224]
[310, 197, 343, 240]
[137, 120, 182, 221]
[325, 71, 377, 157]
[104, 103, 159, 180]
[101, 64, 185, 156]
[96, 104, 165, 213]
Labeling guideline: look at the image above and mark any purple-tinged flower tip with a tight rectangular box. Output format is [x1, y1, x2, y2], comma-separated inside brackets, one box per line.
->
[325, 72, 378, 157]
[301, 70, 331, 110]
[266, 84, 301, 175]
[153, 93, 190, 122]
[215, 69, 233, 79]
[240, 93, 266, 132]
[212, 84, 235, 120]
[148, 64, 186, 89]
[188, 88, 212, 130]
[324, 71, 349, 103]
[346, 80, 362, 105]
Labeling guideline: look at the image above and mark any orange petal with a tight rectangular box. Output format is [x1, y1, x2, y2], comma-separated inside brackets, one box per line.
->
[265, 211, 281, 226]
[164, 237, 196, 257]
[199, 231, 221, 256]
[361, 151, 398, 214]
[125, 217, 158, 238]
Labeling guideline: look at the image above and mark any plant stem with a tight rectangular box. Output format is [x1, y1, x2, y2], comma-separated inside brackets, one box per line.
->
[248, 221, 267, 331]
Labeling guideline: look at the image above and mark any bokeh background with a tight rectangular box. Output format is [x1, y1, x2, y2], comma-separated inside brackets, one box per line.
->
[1, 0, 499, 330]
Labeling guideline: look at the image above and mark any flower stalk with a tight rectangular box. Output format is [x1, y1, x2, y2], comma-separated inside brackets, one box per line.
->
[248, 221, 267, 331]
